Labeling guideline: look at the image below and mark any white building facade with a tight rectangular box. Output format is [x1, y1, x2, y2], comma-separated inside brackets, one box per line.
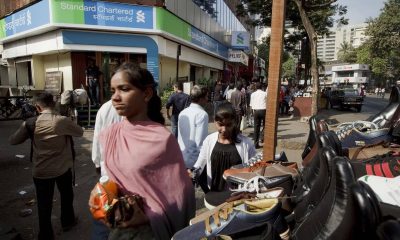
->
[332, 64, 370, 87]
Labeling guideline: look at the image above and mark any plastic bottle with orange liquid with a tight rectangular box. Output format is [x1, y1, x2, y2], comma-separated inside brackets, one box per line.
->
[90, 176, 119, 220]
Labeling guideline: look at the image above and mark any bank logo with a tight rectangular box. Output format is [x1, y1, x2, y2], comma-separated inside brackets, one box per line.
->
[136, 10, 145, 23]
[26, 10, 32, 25]
[236, 33, 244, 45]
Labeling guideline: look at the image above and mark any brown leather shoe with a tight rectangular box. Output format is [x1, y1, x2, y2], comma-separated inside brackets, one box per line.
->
[225, 165, 298, 184]
[223, 161, 298, 181]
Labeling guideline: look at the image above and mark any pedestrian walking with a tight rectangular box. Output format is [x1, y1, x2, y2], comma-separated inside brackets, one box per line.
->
[178, 85, 209, 192]
[381, 88, 386, 99]
[224, 82, 235, 102]
[93, 63, 195, 239]
[85, 59, 102, 106]
[9, 92, 83, 240]
[230, 82, 246, 131]
[213, 80, 225, 118]
[166, 82, 190, 138]
[250, 82, 267, 149]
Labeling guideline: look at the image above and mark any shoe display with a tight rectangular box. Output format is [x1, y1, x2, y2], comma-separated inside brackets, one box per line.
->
[172, 198, 289, 240]
[336, 127, 391, 149]
[230, 151, 289, 170]
[195, 188, 284, 223]
[358, 175, 400, 207]
[301, 116, 329, 160]
[376, 219, 400, 240]
[223, 163, 298, 185]
[293, 147, 336, 222]
[350, 153, 400, 178]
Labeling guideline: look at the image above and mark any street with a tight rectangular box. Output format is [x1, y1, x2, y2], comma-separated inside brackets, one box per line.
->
[0, 94, 388, 239]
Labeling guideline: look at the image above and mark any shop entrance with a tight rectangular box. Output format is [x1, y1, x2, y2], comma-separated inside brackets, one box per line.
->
[71, 52, 147, 104]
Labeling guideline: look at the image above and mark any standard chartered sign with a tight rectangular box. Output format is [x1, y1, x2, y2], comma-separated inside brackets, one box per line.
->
[0, 0, 50, 38]
[52, 0, 153, 29]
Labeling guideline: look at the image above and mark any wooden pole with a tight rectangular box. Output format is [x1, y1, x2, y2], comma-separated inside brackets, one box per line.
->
[263, 0, 286, 162]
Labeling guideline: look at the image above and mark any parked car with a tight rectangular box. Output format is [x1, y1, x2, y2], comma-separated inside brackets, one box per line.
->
[328, 88, 364, 112]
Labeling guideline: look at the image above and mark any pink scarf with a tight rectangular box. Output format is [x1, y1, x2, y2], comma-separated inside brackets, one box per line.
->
[100, 120, 195, 239]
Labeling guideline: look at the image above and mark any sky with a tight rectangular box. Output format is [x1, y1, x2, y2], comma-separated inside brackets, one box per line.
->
[337, 0, 386, 25]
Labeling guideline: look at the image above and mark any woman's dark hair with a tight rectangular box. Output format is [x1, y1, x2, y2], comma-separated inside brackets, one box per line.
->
[215, 102, 241, 143]
[115, 62, 165, 125]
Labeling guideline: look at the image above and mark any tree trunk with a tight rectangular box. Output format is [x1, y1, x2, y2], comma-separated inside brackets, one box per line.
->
[294, 0, 319, 115]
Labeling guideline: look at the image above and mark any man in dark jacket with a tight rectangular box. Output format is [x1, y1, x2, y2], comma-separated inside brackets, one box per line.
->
[166, 82, 190, 138]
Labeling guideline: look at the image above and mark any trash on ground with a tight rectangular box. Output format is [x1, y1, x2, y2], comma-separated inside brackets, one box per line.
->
[24, 167, 29, 170]
[15, 155, 25, 159]
[18, 191, 27, 195]
[19, 209, 32, 217]
[25, 199, 36, 206]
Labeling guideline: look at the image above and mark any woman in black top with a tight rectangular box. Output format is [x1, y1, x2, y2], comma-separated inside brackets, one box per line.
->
[193, 102, 257, 192]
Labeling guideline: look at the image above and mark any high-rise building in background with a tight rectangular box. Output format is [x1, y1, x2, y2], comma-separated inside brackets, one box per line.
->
[317, 23, 368, 62]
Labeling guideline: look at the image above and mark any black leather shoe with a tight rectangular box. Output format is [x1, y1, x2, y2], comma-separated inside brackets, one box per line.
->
[291, 157, 356, 239]
[301, 116, 329, 160]
[293, 147, 336, 221]
[376, 219, 400, 239]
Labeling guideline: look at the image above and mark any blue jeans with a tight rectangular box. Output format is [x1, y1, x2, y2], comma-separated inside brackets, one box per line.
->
[171, 114, 178, 138]
[89, 79, 99, 105]
[91, 218, 110, 240]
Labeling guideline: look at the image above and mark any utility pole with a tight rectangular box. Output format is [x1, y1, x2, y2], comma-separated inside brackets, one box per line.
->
[176, 44, 181, 82]
[263, 0, 286, 163]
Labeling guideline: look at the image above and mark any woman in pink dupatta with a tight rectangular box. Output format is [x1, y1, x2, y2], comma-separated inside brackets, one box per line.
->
[99, 63, 195, 239]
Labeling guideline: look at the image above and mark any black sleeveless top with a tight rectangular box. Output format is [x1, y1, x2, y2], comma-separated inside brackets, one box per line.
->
[210, 141, 242, 191]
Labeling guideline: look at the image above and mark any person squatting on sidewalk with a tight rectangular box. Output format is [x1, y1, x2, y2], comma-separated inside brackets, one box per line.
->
[9, 92, 83, 240]
[250, 82, 267, 149]
[166, 82, 190, 138]
[92, 63, 195, 239]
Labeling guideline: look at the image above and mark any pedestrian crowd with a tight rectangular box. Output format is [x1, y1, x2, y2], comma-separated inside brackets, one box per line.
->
[375, 87, 386, 99]
[8, 63, 301, 240]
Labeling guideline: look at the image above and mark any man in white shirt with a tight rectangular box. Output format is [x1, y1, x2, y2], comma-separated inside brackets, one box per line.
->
[250, 82, 267, 148]
[224, 82, 235, 102]
[178, 85, 209, 169]
[92, 100, 122, 176]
